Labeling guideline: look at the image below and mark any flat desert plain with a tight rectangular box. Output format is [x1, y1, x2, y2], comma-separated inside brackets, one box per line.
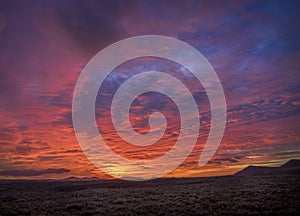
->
[0, 175, 299, 215]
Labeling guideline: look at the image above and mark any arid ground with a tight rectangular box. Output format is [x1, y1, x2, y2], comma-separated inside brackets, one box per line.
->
[0, 175, 299, 215]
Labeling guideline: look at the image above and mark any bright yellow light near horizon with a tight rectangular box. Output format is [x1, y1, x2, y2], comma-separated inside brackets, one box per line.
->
[105, 164, 128, 176]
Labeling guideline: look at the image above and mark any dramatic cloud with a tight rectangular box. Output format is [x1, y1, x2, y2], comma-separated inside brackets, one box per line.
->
[0, 0, 299, 179]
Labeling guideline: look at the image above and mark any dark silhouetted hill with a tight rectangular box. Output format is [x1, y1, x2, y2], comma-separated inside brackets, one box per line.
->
[280, 159, 300, 168]
[235, 159, 300, 176]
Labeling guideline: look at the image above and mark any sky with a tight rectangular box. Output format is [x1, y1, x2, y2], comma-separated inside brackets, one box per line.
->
[0, 0, 299, 180]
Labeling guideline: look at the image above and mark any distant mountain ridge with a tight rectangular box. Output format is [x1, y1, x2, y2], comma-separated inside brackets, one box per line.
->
[62, 160, 300, 180]
[63, 176, 101, 181]
[235, 159, 300, 176]
[280, 159, 300, 168]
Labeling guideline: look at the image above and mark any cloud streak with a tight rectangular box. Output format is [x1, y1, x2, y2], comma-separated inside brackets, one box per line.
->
[0, 168, 70, 177]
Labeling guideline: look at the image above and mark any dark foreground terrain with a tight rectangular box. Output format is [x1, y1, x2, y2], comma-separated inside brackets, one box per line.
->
[0, 175, 299, 216]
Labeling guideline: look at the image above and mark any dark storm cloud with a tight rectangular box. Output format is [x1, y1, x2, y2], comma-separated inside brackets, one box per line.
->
[207, 157, 239, 165]
[38, 155, 63, 161]
[15, 139, 49, 155]
[53, 0, 138, 54]
[272, 150, 300, 157]
[46, 149, 82, 155]
[0, 0, 82, 115]
[0, 168, 70, 177]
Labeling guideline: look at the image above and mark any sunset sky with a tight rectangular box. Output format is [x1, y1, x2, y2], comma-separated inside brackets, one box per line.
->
[0, 0, 299, 180]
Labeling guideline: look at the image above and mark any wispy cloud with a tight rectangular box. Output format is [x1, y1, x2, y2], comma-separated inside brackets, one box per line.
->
[0, 168, 70, 177]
